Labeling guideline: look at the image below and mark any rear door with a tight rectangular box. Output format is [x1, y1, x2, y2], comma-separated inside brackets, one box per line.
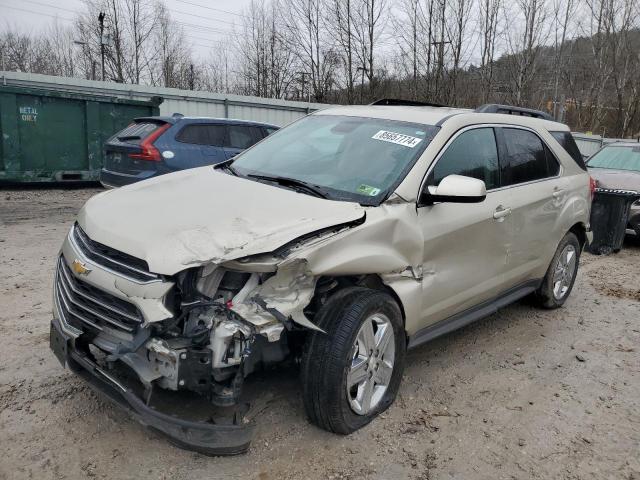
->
[496, 127, 566, 285]
[171, 123, 227, 168]
[224, 124, 264, 159]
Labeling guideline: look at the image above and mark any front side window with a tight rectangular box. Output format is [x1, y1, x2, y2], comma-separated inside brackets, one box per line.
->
[227, 125, 261, 149]
[231, 115, 439, 205]
[431, 128, 500, 190]
[587, 145, 640, 172]
[501, 128, 559, 186]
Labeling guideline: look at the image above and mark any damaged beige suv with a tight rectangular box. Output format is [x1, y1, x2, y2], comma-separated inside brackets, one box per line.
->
[50, 102, 592, 454]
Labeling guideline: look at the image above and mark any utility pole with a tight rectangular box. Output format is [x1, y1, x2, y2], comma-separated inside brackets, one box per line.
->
[189, 64, 194, 90]
[98, 12, 106, 81]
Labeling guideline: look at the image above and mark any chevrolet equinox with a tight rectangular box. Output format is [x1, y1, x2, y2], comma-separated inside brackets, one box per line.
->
[50, 102, 593, 454]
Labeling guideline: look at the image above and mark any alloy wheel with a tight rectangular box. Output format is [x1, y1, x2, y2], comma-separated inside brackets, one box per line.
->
[346, 313, 395, 415]
[552, 244, 577, 300]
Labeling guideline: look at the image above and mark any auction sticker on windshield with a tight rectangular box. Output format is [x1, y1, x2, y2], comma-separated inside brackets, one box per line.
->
[372, 130, 423, 148]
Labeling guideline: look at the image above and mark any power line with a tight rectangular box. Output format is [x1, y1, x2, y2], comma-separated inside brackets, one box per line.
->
[0, 4, 74, 23]
[172, 0, 247, 18]
[163, 5, 239, 27]
[0, 4, 229, 49]
[18, 0, 78, 15]
[172, 19, 240, 37]
[19, 0, 241, 29]
[12, 0, 241, 38]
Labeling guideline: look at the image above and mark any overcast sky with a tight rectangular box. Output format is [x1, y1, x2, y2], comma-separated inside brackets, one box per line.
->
[0, 0, 253, 59]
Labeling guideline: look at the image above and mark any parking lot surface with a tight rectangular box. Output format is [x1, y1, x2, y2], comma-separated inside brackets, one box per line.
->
[1, 188, 639, 480]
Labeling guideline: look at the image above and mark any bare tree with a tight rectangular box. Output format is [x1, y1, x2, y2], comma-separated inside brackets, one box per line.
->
[503, 0, 552, 105]
[479, 0, 502, 103]
[123, 0, 159, 84]
[284, 0, 338, 102]
[326, 0, 357, 103]
[392, 0, 424, 99]
[445, 0, 472, 103]
[235, 0, 298, 98]
[146, 3, 201, 89]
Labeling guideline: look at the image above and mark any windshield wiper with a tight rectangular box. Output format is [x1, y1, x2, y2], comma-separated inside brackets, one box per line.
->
[217, 159, 238, 176]
[247, 174, 328, 198]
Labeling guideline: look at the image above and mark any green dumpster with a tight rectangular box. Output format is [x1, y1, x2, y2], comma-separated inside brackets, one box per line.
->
[0, 85, 161, 183]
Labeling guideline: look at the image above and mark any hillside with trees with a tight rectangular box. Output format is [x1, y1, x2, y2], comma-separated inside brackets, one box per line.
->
[1, 0, 639, 137]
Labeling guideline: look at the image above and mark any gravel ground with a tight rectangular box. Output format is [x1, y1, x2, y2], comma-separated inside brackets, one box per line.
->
[1, 188, 639, 480]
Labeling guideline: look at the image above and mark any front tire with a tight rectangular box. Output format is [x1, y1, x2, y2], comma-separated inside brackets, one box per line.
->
[535, 232, 581, 309]
[301, 287, 406, 434]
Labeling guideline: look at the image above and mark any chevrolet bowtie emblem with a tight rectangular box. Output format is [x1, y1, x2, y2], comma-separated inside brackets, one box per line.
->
[72, 259, 91, 276]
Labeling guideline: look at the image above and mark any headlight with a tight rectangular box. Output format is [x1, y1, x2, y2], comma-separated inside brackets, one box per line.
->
[196, 267, 252, 302]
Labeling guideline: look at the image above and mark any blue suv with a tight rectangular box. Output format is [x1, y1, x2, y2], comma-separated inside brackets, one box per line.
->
[100, 115, 279, 187]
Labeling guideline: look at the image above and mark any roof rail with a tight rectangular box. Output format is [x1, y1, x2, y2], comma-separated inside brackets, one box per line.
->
[370, 98, 446, 108]
[475, 104, 554, 121]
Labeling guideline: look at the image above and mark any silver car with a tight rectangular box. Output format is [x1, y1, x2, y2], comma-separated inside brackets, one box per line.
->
[50, 103, 592, 454]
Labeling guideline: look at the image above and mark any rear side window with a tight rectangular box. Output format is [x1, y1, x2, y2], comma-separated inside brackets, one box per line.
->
[432, 128, 500, 190]
[550, 131, 587, 170]
[227, 125, 262, 149]
[501, 128, 559, 186]
[176, 124, 225, 146]
[113, 122, 165, 145]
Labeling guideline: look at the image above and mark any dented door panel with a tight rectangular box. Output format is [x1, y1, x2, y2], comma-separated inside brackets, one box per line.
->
[416, 189, 513, 326]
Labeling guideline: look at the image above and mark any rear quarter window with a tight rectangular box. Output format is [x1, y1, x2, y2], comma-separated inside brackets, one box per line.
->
[501, 128, 559, 186]
[111, 121, 166, 145]
[550, 131, 587, 170]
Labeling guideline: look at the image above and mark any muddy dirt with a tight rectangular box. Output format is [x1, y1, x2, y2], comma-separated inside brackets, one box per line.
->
[1, 188, 639, 480]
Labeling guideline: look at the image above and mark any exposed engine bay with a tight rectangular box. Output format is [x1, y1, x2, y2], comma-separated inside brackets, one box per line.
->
[84, 264, 308, 408]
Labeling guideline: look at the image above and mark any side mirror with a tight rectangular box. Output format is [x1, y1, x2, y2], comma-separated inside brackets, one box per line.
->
[419, 174, 487, 206]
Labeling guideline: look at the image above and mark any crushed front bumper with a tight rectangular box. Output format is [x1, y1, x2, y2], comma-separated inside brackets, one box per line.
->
[50, 318, 255, 456]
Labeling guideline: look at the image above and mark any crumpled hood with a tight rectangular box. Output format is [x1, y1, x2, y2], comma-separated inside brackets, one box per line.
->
[78, 167, 365, 275]
[588, 168, 640, 192]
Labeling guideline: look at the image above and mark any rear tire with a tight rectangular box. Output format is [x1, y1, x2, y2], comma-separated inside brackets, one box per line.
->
[535, 232, 581, 309]
[301, 287, 406, 434]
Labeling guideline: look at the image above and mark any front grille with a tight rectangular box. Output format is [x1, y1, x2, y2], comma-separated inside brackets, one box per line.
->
[71, 224, 157, 282]
[55, 256, 144, 334]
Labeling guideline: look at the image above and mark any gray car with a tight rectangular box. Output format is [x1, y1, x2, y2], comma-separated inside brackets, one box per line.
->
[587, 142, 640, 236]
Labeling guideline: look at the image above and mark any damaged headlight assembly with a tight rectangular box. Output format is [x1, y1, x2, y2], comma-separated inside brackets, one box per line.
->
[173, 254, 323, 400]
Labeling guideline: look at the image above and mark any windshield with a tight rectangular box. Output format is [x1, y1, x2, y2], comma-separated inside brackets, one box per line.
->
[230, 115, 439, 205]
[587, 145, 640, 172]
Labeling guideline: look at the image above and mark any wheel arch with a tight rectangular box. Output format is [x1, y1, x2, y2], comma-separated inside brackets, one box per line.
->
[308, 274, 407, 328]
[568, 221, 588, 250]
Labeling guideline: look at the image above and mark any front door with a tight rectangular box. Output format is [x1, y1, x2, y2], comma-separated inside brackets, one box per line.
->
[416, 126, 514, 326]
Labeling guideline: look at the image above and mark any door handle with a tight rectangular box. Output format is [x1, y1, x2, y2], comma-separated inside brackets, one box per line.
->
[493, 206, 512, 220]
[552, 189, 566, 199]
